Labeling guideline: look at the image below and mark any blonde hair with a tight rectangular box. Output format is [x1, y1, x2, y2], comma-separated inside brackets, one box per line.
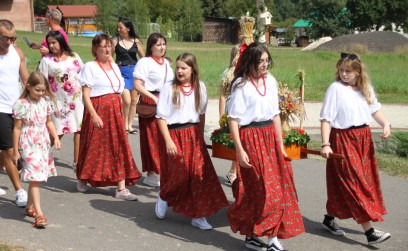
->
[335, 54, 373, 104]
[47, 9, 62, 23]
[220, 44, 241, 97]
[172, 53, 202, 112]
[21, 71, 57, 107]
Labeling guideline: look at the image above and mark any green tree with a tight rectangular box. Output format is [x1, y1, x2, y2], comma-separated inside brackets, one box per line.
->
[201, 0, 226, 17]
[124, 0, 151, 38]
[93, 0, 124, 35]
[298, 0, 351, 39]
[175, 0, 203, 41]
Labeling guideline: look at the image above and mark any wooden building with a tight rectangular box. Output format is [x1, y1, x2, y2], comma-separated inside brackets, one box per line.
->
[0, 0, 34, 31]
[202, 17, 239, 43]
[48, 5, 98, 35]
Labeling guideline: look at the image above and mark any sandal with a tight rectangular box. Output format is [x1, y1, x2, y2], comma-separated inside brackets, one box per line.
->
[25, 207, 36, 218]
[225, 172, 237, 185]
[33, 215, 48, 228]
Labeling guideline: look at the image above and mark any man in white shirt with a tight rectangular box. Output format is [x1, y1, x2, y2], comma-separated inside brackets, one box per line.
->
[0, 19, 29, 206]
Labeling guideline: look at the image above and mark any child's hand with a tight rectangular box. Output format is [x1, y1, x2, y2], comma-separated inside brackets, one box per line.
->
[12, 152, 20, 165]
[54, 139, 62, 150]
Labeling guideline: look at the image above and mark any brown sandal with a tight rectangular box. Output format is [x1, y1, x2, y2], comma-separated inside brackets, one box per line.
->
[25, 207, 36, 218]
[33, 215, 48, 228]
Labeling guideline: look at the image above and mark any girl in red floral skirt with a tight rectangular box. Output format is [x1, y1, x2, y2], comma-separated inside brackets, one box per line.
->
[77, 34, 141, 199]
[320, 52, 391, 245]
[227, 42, 304, 251]
[155, 52, 229, 230]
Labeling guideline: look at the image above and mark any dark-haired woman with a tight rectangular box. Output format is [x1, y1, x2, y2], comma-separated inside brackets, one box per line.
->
[227, 42, 304, 251]
[38, 30, 83, 173]
[133, 33, 173, 187]
[112, 18, 144, 134]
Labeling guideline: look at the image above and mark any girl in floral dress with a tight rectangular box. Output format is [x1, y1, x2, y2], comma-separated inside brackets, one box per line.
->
[12, 71, 61, 228]
[38, 30, 83, 170]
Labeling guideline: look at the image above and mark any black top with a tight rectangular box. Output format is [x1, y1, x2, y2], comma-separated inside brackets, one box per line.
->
[115, 38, 138, 66]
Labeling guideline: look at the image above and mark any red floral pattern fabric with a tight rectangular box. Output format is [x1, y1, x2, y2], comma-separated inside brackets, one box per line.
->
[228, 124, 304, 238]
[138, 95, 163, 174]
[160, 125, 229, 218]
[77, 94, 141, 187]
[326, 126, 386, 224]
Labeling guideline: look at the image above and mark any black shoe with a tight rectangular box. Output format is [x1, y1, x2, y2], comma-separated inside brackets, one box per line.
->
[245, 237, 266, 251]
[365, 228, 391, 245]
[266, 242, 286, 251]
[322, 214, 345, 236]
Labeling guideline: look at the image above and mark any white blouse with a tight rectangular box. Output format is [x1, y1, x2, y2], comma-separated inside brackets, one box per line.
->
[133, 57, 174, 92]
[156, 81, 208, 125]
[78, 61, 124, 97]
[320, 81, 381, 129]
[227, 74, 280, 126]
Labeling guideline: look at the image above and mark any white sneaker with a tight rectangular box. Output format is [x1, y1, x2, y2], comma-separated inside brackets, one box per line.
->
[15, 189, 27, 207]
[143, 173, 160, 187]
[77, 180, 90, 193]
[155, 195, 168, 219]
[0, 188, 6, 196]
[191, 217, 213, 230]
[115, 188, 139, 201]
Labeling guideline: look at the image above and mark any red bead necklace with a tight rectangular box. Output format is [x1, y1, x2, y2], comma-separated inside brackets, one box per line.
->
[179, 84, 194, 96]
[97, 59, 121, 93]
[150, 56, 164, 65]
[250, 75, 266, 96]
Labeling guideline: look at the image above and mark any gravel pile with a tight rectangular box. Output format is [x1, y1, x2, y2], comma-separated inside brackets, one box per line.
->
[314, 31, 408, 52]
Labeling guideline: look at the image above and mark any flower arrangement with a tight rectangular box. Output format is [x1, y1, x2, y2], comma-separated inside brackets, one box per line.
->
[282, 127, 310, 146]
[210, 113, 235, 149]
[278, 82, 302, 121]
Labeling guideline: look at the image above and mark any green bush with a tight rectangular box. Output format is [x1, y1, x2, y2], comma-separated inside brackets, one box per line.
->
[376, 131, 408, 158]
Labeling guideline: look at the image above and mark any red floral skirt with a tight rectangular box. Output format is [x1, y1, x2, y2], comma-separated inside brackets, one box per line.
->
[326, 126, 386, 224]
[159, 124, 229, 218]
[138, 95, 162, 174]
[77, 94, 141, 187]
[227, 123, 304, 238]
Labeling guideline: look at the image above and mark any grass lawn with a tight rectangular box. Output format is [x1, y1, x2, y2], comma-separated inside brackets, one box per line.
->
[16, 31, 408, 103]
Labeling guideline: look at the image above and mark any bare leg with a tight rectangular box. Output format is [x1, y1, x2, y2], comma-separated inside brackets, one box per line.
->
[73, 132, 80, 164]
[118, 180, 125, 190]
[128, 90, 139, 131]
[30, 181, 43, 217]
[361, 221, 372, 232]
[122, 89, 131, 131]
[1, 149, 22, 191]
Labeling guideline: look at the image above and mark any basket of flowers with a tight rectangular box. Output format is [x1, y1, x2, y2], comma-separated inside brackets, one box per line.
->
[210, 113, 236, 161]
[278, 82, 303, 131]
[282, 128, 310, 160]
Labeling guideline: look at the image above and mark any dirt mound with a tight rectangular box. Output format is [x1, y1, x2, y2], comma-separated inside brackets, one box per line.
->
[314, 31, 408, 52]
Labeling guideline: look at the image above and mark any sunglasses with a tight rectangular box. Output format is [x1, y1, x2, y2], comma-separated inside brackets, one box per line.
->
[341, 52, 359, 61]
[0, 35, 17, 43]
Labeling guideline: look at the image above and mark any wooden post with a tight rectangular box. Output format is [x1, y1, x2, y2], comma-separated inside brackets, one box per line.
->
[298, 69, 305, 130]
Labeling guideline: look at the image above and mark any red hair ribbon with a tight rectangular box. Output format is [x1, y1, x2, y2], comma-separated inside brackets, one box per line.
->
[234, 43, 251, 76]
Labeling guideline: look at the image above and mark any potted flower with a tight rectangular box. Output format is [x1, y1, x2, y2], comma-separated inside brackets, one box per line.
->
[210, 113, 236, 161]
[282, 128, 310, 160]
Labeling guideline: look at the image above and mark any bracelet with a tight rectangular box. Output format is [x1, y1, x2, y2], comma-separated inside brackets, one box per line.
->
[321, 143, 330, 148]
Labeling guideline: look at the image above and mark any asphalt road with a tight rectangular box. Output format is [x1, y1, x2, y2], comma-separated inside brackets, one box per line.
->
[1, 100, 407, 250]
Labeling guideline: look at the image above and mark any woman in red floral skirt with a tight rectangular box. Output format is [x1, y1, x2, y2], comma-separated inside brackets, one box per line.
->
[133, 33, 174, 187]
[76, 34, 141, 199]
[320, 52, 391, 245]
[155, 52, 229, 230]
[227, 43, 304, 251]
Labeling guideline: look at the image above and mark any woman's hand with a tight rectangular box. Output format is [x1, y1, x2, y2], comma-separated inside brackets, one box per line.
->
[54, 138, 62, 150]
[152, 95, 159, 104]
[12, 151, 20, 166]
[165, 140, 178, 157]
[92, 114, 104, 129]
[321, 145, 333, 159]
[237, 148, 252, 168]
[380, 123, 391, 139]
